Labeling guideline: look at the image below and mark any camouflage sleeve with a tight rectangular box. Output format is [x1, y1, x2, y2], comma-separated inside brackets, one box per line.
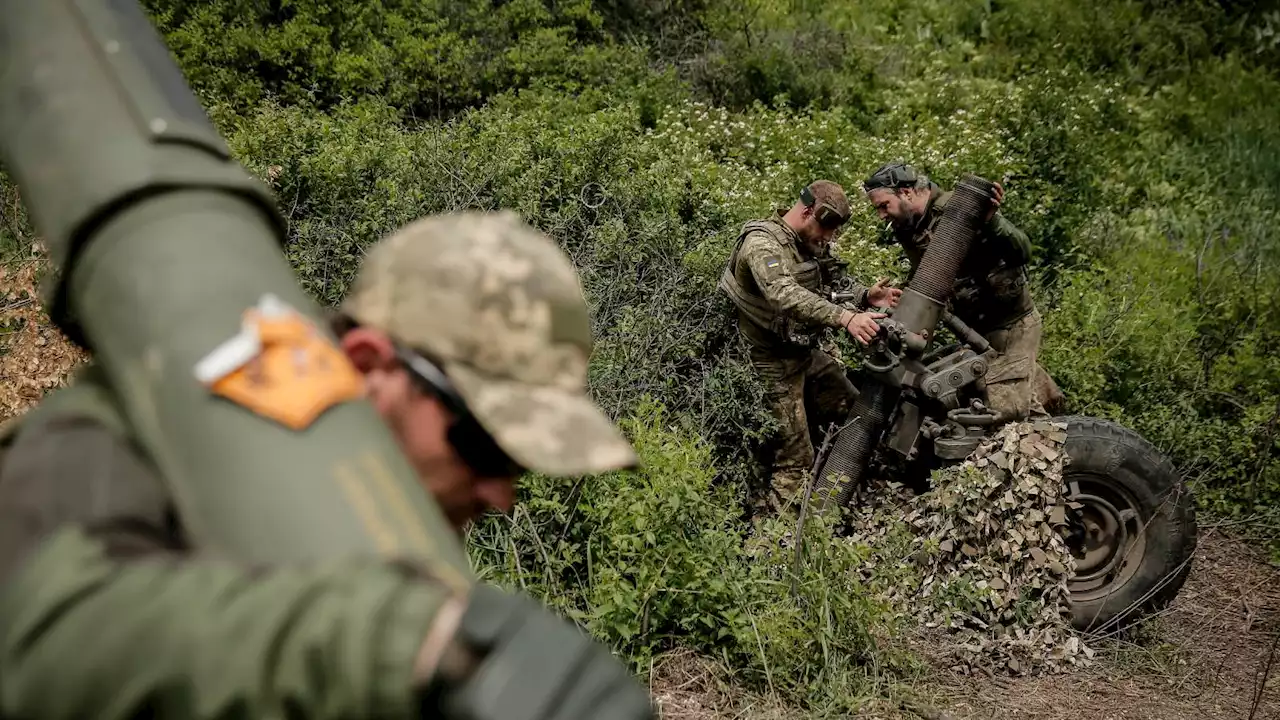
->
[0, 525, 455, 720]
[741, 232, 846, 328]
[985, 211, 1033, 266]
[0, 418, 454, 719]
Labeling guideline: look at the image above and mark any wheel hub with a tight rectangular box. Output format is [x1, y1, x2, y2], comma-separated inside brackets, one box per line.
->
[1070, 493, 1128, 581]
[1063, 474, 1147, 602]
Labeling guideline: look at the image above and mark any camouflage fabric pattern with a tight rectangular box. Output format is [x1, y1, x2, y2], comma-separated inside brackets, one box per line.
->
[730, 213, 850, 351]
[983, 309, 1048, 422]
[720, 213, 865, 510]
[750, 346, 857, 510]
[342, 210, 638, 476]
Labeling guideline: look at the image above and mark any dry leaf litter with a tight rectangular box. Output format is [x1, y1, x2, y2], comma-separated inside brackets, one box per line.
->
[842, 420, 1096, 677]
[1, 258, 89, 424]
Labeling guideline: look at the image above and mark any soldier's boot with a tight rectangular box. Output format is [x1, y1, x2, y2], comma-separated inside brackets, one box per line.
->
[744, 469, 807, 554]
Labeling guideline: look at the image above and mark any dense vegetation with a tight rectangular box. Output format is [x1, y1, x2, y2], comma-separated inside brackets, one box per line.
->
[3, 0, 1278, 712]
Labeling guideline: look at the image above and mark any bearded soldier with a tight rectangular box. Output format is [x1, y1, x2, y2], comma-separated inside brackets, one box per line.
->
[720, 180, 901, 512]
[861, 162, 1063, 422]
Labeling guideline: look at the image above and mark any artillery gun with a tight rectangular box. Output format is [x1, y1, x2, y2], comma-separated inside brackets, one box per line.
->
[810, 175, 1198, 633]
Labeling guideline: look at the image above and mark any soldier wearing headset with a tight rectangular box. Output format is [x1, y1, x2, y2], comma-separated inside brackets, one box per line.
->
[861, 162, 1063, 423]
[719, 180, 902, 513]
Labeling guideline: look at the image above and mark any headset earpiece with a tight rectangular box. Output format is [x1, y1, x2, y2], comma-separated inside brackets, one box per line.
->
[800, 185, 817, 208]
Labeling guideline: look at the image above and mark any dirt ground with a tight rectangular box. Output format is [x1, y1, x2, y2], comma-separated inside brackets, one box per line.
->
[929, 528, 1279, 720]
[0, 258, 88, 422]
[649, 529, 1280, 720]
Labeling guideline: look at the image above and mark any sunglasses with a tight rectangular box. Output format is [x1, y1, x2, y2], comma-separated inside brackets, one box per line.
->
[392, 343, 526, 479]
[862, 163, 918, 193]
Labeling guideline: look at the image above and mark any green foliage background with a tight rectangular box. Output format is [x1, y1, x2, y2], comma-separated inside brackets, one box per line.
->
[3, 0, 1279, 711]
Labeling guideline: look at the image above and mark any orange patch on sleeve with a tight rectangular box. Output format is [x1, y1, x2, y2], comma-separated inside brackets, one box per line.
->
[201, 301, 365, 430]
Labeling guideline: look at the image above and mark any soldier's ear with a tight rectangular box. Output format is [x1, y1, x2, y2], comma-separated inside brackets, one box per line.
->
[339, 327, 398, 374]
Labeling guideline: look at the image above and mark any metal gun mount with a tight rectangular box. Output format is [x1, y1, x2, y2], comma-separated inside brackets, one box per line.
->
[816, 189, 1198, 636]
[830, 290, 1002, 465]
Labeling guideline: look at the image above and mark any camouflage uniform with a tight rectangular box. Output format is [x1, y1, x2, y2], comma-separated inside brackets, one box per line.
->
[899, 185, 1051, 421]
[720, 211, 872, 509]
[0, 212, 649, 719]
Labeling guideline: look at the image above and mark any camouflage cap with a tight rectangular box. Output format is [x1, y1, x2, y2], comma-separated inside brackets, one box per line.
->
[341, 211, 638, 476]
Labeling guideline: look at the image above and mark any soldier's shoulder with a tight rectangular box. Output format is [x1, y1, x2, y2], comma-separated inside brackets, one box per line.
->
[923, 189, 952, 231]
[741, 214, 779, 231]
[740, 221, 786, 248]
[739, 235, 782, 264]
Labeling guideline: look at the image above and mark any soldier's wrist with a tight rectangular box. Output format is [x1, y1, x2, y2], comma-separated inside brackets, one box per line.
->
[412, 594, 473, 693]
[414, 584, 655, 720]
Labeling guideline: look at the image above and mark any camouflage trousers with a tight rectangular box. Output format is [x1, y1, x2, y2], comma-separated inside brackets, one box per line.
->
[983, 309, 1050, 422]
[750, 346, 857, 512]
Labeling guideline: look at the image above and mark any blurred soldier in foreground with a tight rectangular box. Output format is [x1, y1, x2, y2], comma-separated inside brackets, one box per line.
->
[862, 162, 1063, 421]
[720, 180, 902, 512]
[0, 211, 652, 719]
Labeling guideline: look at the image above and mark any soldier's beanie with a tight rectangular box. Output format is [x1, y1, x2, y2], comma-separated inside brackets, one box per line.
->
[340, 211, 638, 476]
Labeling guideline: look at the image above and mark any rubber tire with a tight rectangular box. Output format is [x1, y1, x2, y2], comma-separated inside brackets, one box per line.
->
[1057, 415, 1198, 633]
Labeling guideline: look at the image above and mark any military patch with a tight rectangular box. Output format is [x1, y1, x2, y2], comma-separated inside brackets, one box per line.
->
[194, 294, 365, 430]
[757, 252, 786, 282]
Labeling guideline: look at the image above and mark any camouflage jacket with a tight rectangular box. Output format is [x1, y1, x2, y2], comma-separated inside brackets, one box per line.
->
[900, 185, 1036, 334]
[0, 364, 453, 719]
[719, 211, 869, 354]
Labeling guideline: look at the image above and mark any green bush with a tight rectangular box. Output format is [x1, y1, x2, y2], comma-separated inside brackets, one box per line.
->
[468, 398, 912, 710]
[142, 0, 654, 118]
[155, 0, 1280, 550]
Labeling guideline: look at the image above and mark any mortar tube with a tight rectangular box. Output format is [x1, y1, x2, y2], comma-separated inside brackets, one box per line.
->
[809, 175, 995, 514]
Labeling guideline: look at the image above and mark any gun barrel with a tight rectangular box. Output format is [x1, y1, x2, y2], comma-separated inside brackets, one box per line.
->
[0, 0, 471, 580]
[942, 311, 992, 353]
[811, 176, 995, 512]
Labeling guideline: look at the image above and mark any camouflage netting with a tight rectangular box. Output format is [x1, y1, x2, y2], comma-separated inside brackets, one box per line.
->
[842, 420, 1097, 676]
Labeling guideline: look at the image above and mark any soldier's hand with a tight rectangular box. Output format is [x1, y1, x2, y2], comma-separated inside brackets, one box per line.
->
[841, 311, 887, 345]
[867, 278, 902, 308]
[985, 182, 1005, 222]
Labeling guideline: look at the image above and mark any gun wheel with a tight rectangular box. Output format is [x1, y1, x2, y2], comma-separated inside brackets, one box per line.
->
[1054, 416, 1199, 634]
[1064, 475, 1145, 600]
